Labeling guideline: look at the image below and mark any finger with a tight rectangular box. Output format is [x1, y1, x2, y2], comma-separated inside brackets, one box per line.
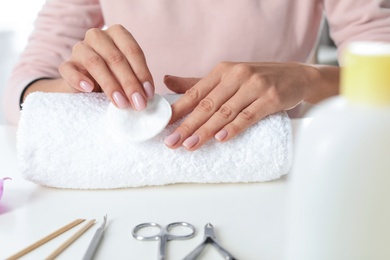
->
[215, 98, 275, 143]
[72, 41, 131, 109]
[180, 87, 259, 150]
[169, 62, 235, 124]
[169, 73, 221, 124]
[84, 28, 147, 110]
[59, 61, 95, 93]
[164, 75, 201, 94]
[106, 25, 155, 99]
[165, 78, 240, 149]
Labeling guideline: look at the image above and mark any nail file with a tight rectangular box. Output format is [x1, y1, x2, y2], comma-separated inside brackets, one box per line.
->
[105, 94, 172, 142]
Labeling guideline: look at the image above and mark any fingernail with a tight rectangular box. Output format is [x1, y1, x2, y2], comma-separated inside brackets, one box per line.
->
[143, 81, 154, 99]
[164, 132, 181, 146]
[183, 135, 200, 149]
[79, 81, 94, 92]
[131, 92, 146, 110]
[215, 129, 228, 141]
[112, 91, 130, 108]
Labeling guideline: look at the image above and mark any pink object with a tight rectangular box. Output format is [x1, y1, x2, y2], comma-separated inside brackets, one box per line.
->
[143, 82, 155, 99]
[183, 135, 200, 149]
[79, 81, 94, 92]
[0, 177, 11, 202]
[164, 132, 181, 147]
[3, 0, 390, 125]
[131, 92, 146, 111]
[112, 91, 130, 108]
[215, 129, 228, 142]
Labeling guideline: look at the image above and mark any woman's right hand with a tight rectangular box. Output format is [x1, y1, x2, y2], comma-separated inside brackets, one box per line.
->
[57, 24, 154, 110]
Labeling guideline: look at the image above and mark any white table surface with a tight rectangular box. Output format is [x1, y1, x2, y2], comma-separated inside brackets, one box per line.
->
[0, 120, 304, 260]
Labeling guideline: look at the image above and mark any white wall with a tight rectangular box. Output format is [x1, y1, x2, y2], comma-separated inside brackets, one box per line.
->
[0, 0, 45, 124]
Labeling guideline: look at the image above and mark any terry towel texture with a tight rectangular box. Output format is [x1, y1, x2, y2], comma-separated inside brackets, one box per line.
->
[17, 92, 292, 189]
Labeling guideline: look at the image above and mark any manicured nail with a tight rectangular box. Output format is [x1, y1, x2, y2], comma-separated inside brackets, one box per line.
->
[183, 135, 200, 149]
[112, 91, 130, 108]
[215, 129, 228, 141]
[79, 81, 94, 92]
[164, 132, 181, 146]
[131, 92, 146, 110]
[143, 81, 154, 99]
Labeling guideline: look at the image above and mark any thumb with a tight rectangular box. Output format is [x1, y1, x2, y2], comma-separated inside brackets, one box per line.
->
[164, 75, 201, 94]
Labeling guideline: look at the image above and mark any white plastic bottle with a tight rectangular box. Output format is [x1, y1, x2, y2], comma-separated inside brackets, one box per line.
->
[285, 41, 390, 260]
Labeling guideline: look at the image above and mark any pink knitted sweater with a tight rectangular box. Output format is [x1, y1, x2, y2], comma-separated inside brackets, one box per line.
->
[4, 0, 390, 124]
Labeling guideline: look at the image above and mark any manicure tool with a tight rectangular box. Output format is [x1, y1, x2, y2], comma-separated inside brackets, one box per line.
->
[132, 222, 195, 260]
[46, 219, 96, 260]
[183, 223, 237, 260]
[7, 219, 87, 260]
[83, 215, 108, 260]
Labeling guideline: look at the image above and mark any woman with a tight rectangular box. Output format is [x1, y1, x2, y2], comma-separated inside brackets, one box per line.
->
[4, 0, 390, 150]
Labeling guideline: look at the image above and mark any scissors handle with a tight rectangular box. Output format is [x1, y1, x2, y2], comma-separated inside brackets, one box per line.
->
[132, 222, 195, 241]
[183, 238, 237, 260]
[184, 223, 237, 260]
[210, 239, 237, 260]
[133, 222, 195, 260]
[165, 222, 196, 240]
[182, 242, 208, 260]
[132, 222, 161, 241]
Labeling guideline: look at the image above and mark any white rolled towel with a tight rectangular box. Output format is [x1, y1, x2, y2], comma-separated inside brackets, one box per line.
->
[17, 92, 292, 189]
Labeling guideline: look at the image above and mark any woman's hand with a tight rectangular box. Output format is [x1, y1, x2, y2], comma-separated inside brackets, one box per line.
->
[163, 61, 339, 151]
[58, 24, 154, 110]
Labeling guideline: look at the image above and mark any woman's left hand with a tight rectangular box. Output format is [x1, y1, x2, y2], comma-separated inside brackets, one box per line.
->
[163, 61, 331, 151]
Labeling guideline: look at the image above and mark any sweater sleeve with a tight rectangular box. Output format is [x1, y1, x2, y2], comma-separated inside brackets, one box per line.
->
[323, 0, 390, 61]
[2, 0, 104, 125]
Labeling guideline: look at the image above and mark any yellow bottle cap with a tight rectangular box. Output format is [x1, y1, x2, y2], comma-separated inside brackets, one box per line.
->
[341, 41, 390, 105]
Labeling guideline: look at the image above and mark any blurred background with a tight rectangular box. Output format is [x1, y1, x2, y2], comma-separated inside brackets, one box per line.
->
[0, 0, 45, 124]
[0, 1, 337, 125]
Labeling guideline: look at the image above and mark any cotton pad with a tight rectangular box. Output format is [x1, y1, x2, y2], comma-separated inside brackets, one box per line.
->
[105, 94, 172, 142]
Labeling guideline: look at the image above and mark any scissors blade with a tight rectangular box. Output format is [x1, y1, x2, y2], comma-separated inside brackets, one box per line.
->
[203, 223, 216, 239]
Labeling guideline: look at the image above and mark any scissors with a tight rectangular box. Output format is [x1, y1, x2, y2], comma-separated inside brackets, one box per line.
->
[132, 222, 195, 260]
[183, 223, 237, 260]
